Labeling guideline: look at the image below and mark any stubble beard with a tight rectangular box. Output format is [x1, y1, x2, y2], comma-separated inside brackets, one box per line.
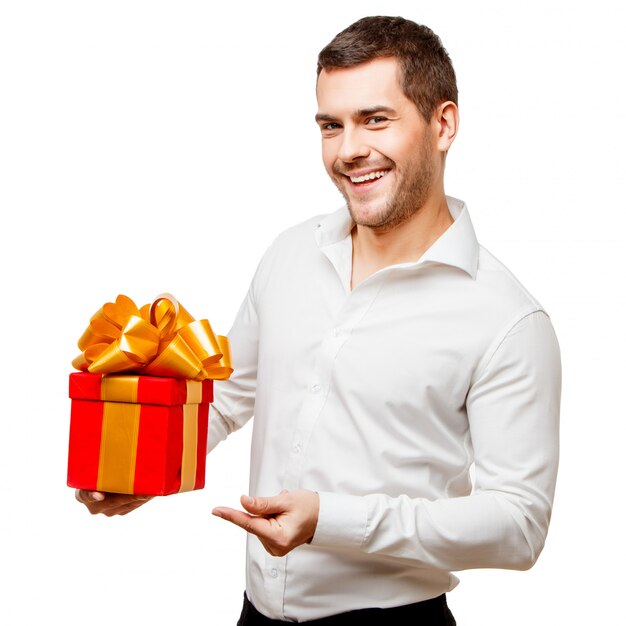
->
[334, 142, 435, 234]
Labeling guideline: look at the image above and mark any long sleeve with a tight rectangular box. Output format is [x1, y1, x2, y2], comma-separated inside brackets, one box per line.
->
[311, 310, 561, 572]
[208, 284, 260, 452]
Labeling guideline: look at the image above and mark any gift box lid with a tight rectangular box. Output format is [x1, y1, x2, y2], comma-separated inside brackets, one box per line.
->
[69, 372, 213, 406]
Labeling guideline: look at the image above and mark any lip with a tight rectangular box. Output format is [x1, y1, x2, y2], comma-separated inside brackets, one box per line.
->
[342, 167, 390, 180]
[341, 168, 390, 194]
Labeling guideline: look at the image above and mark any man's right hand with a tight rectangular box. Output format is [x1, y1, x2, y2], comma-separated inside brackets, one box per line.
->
[75, 489, 153, 516]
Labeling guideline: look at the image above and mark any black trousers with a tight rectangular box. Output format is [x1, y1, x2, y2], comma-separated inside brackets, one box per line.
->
[237, 592, 456, 625]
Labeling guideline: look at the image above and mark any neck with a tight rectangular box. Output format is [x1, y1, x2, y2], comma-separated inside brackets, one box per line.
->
[350, 192, 453, 289]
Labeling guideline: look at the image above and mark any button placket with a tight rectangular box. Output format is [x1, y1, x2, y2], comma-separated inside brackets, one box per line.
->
[263, 554, 286, 618]
[283, 280, 384, 491]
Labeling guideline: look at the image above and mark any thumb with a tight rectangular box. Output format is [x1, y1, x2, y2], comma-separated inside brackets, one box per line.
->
[241, 494, 285, 515]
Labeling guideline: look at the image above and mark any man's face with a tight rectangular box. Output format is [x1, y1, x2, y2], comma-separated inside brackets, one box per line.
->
[316, 57, 439, 231]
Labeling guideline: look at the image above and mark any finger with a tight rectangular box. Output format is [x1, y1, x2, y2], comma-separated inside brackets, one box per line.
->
[75, 489, 104, 504]
[99, 494, 152, 516]
[212, 507, 277, 538]
[76, 490, 152, 515]
[109, 503, 142, 516]
[240, 494, 286, 516]
[212, 506, 253, 526]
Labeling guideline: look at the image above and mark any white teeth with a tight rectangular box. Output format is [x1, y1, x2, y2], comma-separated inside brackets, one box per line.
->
[349, 170, 388, 183]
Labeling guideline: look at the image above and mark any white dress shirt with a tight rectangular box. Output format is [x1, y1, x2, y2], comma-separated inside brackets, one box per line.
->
[208, 197, 561, 622]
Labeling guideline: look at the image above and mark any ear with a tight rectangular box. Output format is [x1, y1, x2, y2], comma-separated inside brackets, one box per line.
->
[434, 101, 459, 153]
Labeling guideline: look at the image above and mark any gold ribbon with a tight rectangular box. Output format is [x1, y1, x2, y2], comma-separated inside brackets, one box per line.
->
[72, 294, 232, 381]
[101, 376, 140, 403]
[180, 403, 199, 492]
[97, 401, 141, 494]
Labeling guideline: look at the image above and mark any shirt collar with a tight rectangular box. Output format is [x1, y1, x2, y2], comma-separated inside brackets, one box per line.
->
[315, 196, 479, 280]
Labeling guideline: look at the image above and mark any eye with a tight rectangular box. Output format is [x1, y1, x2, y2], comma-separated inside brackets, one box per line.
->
[366, 116, 388, 125]
[318, 122, 343, 137]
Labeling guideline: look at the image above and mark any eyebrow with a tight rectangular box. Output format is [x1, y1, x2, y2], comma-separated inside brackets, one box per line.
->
[315, 106, 398, 124]
[315, 113, 339, 124]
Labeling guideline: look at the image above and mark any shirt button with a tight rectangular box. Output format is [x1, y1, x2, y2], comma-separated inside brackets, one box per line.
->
[332, 327, 340, 337]
[311, 383, 322, 394]
[292, 443, 301, 453]
[270, 568, 279, 578]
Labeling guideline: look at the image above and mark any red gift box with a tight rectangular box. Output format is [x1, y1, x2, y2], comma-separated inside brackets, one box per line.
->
[67, 372, 212, 495]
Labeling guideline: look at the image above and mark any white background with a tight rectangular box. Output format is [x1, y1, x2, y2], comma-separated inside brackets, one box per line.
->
[1, 1, 624, 624]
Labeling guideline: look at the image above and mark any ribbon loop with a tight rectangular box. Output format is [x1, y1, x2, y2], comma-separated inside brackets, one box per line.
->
[149, 294, 180, 338]
[73, 294, 233, 381]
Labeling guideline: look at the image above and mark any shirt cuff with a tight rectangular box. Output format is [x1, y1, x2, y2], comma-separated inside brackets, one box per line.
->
[310, 491, 368, 548]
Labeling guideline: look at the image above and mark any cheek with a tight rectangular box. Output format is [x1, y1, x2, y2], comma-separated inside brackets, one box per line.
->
[375, 131, 419, 166]
[321, 142, 338, 174]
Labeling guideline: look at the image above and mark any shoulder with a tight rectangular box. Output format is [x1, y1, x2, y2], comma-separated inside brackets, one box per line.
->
[473, 244, 545, 319]
[271, 213, 328, 249]
[249, 210, 337, 292]
[468, 244, 559, 375]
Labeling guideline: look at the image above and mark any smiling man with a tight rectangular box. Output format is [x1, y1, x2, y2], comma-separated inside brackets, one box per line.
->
[210, 16, 560, 624]
[316, 61, 443, 231]
[314, 55, 456, 288]
[77, 16, 561, 625]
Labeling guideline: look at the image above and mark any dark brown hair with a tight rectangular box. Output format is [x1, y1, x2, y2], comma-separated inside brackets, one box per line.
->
[317, 16, 458, 121]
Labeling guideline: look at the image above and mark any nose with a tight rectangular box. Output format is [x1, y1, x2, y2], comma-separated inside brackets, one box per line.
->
[337, 127, 370, 163]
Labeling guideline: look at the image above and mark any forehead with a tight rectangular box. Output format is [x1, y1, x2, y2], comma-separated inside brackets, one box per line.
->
[316, 57, 406, 112]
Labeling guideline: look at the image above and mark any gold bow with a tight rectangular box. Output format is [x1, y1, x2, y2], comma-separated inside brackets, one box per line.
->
[72, 294, 232, 380]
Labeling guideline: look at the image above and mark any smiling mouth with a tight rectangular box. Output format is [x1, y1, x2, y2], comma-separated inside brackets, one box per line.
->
[346, 170, 389, 184]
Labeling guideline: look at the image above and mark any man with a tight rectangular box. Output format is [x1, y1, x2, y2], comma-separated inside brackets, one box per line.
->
[77, 16, 561, 625]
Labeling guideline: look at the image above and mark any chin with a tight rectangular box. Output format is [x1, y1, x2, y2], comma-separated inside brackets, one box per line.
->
[346, 202, 387, 227]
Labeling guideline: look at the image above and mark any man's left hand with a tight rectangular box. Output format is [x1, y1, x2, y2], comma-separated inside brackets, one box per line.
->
[212, 490, 319, 557]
